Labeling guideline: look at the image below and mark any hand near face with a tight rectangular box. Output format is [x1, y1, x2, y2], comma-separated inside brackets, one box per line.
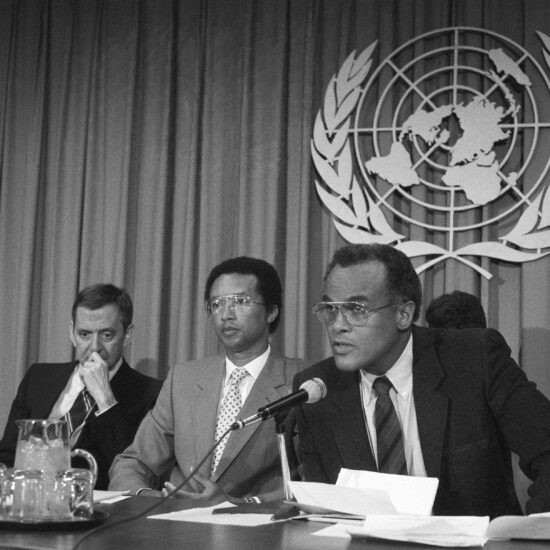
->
[162, 472, 224, 504]
[78, 351, 117, 412]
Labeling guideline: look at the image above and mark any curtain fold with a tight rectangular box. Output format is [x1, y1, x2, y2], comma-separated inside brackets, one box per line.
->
[2, 1, 550, 449]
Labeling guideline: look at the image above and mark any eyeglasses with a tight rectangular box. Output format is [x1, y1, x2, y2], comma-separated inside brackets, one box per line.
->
[205, 294, 265, 316]
[312, 301, 397, 327]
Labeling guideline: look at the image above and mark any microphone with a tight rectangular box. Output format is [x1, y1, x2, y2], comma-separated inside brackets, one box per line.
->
[231, 377, 327, 430]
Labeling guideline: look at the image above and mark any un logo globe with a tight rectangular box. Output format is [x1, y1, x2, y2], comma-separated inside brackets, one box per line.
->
[312, 27, 550, 277]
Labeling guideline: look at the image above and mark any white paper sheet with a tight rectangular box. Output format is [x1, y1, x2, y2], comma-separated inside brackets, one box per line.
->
[289, 481, 396, 517]
[289, 468, 438, 518]
[316, 514, 550, 545]
[347, 515, 490, 547]
[336, 468, 439, 516]
[148, 501, 278, 526]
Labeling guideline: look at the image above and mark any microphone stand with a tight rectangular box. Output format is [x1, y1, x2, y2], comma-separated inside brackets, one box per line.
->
[269, 413, 302, 521]
[274, 412, 293, 502]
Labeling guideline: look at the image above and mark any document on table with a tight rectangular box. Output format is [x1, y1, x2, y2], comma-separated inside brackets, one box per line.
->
[315, 513, 550, 546]
[289, 468, 438, 519]
[293, 469, 550, 546]
[148, 501, 279, 526]
[346, 515, 490, 547]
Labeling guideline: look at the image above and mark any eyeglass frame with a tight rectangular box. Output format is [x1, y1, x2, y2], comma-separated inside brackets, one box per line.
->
[312, 301, 399, 327]
[205, 293, 265, 317]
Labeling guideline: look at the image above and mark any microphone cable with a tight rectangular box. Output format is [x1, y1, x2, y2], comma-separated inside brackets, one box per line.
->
[72, 425, 233, 550]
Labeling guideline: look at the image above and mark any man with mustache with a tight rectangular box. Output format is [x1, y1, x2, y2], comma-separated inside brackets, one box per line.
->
[110, 257, 304, 503]
[295, 243, 550, 517]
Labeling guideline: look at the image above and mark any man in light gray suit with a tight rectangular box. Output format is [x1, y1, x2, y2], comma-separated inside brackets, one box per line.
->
[109, 257, 304, 503]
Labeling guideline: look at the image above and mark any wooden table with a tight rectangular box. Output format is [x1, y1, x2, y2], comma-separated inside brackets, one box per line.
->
[0, 496, 549, 550]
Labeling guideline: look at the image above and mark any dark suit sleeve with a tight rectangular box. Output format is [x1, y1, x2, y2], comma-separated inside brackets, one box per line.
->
[484, 329, 550, 514]
[76, 368, 163, 489]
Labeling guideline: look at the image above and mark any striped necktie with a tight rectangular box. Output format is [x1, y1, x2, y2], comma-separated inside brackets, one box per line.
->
[373, 376, 407, 475]
[63, 388, 95, 448]
[211, 368, 250, 476]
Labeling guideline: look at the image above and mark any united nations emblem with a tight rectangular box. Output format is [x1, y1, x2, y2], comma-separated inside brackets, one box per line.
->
[312, 27, 550, 278]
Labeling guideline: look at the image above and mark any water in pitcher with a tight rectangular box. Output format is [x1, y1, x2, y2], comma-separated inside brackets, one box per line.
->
[14, 436, 71, 518]
[11, 420, 96, 519]
[14, 436, 70, 472]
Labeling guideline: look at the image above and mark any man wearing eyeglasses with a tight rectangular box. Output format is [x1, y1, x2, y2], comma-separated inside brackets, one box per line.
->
[294, 243, 550, 517]
[109, 257, 304, 503]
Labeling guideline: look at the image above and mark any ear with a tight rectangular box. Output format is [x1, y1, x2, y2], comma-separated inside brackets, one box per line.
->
[69, 321, 77, 347]
[395, 301, 415, 331]
[266, 306, 279, 326]
[123, 324, 134, 347]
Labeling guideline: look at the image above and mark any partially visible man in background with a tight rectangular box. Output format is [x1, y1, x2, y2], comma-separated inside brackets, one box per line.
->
[425, 290, 487, 329]
[0, 283, 163, 489]
[110, 257, 304, 503]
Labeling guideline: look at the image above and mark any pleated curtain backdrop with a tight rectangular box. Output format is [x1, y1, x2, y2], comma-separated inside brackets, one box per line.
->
[1, 0, 550, 466]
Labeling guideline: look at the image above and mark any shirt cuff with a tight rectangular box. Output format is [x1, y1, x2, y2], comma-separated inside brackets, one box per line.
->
[94, 402, 118, 416]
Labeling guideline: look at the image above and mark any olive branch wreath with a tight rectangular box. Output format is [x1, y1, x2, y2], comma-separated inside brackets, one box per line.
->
[311, 33, 550, 279]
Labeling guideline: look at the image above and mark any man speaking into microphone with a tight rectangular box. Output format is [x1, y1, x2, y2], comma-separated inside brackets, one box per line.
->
[109, 257, 306, 503]
[294, 244, 550, 517]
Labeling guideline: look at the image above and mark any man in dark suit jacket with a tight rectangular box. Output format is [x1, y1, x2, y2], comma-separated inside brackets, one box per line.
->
[110, 257, 304, 503]
[0, 284, 162, 490]
[295, 244, 550, 518]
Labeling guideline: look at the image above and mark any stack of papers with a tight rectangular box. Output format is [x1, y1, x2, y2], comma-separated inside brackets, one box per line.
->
[347, 515, 490, 547]
[346, 513, 550, 546]
[289, 469, 550, 546]
[289, 468, 438, 518]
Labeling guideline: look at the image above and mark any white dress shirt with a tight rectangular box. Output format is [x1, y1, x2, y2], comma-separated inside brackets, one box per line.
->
[359, 335, 427, 476]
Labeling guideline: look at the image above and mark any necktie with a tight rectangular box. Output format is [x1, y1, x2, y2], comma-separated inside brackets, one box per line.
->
[373, 376, 407, 475]
[63, 388, 95, 448]
[211, 368, 250, 475]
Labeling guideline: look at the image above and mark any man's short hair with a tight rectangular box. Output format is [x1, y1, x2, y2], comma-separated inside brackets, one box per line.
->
[72, 284, 133, 330]
[204, 256, 282, 333]
[426, 290, 487, 329]
[325, 244, 422, 322]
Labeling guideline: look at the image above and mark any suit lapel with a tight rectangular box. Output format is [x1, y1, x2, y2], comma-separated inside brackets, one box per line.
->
[213, 354, 287, 481]
[412, 326, 448, 478]
[326, 369, 377, 472]
[193, 357, 226, 471]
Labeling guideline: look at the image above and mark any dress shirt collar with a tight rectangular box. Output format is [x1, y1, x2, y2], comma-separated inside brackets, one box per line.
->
[224, 345, 270, 384]
[360, 334, 413, 405]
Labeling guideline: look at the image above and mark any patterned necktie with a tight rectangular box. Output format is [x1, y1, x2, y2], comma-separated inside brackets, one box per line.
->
[63, 388, 95, 448]
[211, 367, 250, 475]
[373, 376, 407, 475]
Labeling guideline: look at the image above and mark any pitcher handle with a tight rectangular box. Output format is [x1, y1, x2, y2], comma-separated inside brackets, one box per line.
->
[71, 449, 98, 488]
